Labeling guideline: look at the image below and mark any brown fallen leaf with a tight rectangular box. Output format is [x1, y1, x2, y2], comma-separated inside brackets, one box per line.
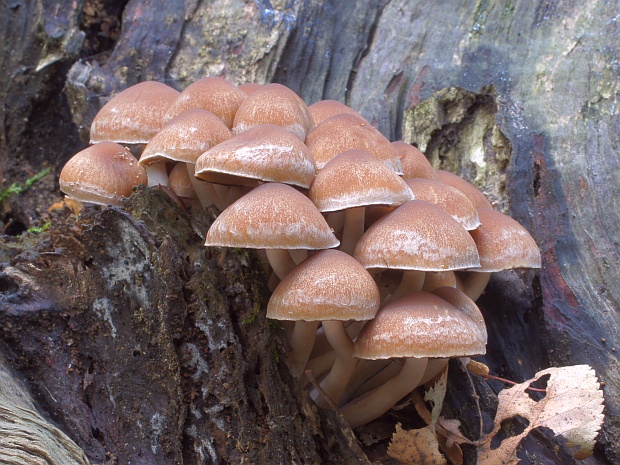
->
[479, 365, 604, 465]
[388, 423, 448, 465]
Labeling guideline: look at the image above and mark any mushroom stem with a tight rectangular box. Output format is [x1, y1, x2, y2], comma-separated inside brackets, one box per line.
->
[313, 320, 358, 408]
[145, 162, 169, 187]
[286, 320, 320, 378]
[459, 271, 492, 301]
[186, 163, 223, 209]
[389, 270, 426, 302]
[341, 357, 428, 428]
[340, 206, 366, 255]
[265, 249, 297, 281]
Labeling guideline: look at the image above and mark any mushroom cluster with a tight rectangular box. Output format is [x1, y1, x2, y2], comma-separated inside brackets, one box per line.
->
[59, 77, 541, 428]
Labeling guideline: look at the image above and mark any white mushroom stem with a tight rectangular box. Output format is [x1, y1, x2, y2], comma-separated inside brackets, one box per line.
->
[145, 162, 169, 187]
[389, 270, 426, 302]
[341, 357, 428, 428]
[459, 271, 492, 301]
[186, 163, 224, 210]
[340, 206, 365, 255]
[313, 320, 358, 408]
[286, 320, 320, 378]
[340, 358, 397, 404]
[265, 249, 297, 281]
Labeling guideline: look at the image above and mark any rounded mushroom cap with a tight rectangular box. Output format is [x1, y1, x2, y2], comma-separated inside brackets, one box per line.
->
[353, 291, 487, 360]
[435, 169, 493, 210]
[405, 178, 480, 230]
[90, 81, 180, 145]
[307, 100, 366, 126]
[391, 141, 437, 180]
[168, 162, 197, 199]
[469, 208, 541, 272]
[353, 200, 480, 271]
[204, 182, 340, 249]
[267, 249, 380, 321]
[309, 150, 413, 212]
[139, 108, 233, 166]
[59, 142, 147, 206]
[305, 113, 402, 173]
[195, 123, 316, 189]
[232, 83, 315, 141]
[164, 76, 247, 128]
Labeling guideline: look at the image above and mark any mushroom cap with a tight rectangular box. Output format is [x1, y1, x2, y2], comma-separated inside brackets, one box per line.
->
[353, 291, 487, 360]
[232, 83, 315, 141]
[239, 82, 263, 95]
[307, 100, 366, 126]
[392, 141, 437, 180]
[305, 114, 402, 173]
[139, 109, 233, 166]
[167, 162, 197, 199]
[90, 81, 180, 145]
[204, 182, 340, 249]
[353, 200, 480, 271]
[267, 249, 380, 321]
[164, 76, 247, 128]
[195, 123, 316, 189]
[59, 142, 147, 206]
[469, 208, 541, 272]
[435, 169, 493, 210]
[309, 150, 413, 212]
[405, 178, 480, 230]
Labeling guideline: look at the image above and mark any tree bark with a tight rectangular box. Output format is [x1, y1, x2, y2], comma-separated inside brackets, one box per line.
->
[0, 0, 618, 464]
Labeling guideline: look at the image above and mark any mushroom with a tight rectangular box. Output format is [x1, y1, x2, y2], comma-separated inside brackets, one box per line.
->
[459, 207, 542, 300]
[354, 200, 480, 302]
[309, 150, 413, 255]
[195, 123, 317, 190]
[204, 182, 339, 281]
[305, 113, 402, 173]
[59, 142, 147, 207]
[391, 141, 437, 180]
[163, 76, 247, 129]
[435, 169, 493, 210]
[232, 83, 315, 141]
[307, 99, 366, 126]
[341, 289, 487, 428]
[267, 249, 380, 386]
[90, 81, 180, 146]
[138, 108, 233, 207]
[404, 178, 480, 230]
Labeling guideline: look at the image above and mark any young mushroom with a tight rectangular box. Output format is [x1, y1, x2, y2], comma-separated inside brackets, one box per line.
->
[267, 249, 380, 385]
[59, 142, 147, 207]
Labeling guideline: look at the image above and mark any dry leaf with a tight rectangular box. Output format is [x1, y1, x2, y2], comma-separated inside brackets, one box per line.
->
[388, 423, 448, 465]
[479, 365, 604, 465]
[424, 366, 449, 431]
[465, 358, 490, 376]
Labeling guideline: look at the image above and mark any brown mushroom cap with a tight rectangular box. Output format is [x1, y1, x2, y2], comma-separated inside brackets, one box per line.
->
[307, 100, 366, 126]
[90, 81, 180, 145]
[139, 108, 233, 166]
[353, 291, 487, 360]
[195, 123, 316, 189]
[167, 162, 197, 200]
[204, 182, 339, 249]
[267, 249, 380, 321]
[405, 178, 480, 230]
[469, 208, 541, 272]
[392, 141, 437, 180]
[59, 142, 147, 206]
[163, 76, 247, 129]
[435, 169, 493, 210]
[305, 114, 402, 173]
[354, 200, 480, 271]
[232, 83, 315, 141]
[309, 150, 413, 212]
